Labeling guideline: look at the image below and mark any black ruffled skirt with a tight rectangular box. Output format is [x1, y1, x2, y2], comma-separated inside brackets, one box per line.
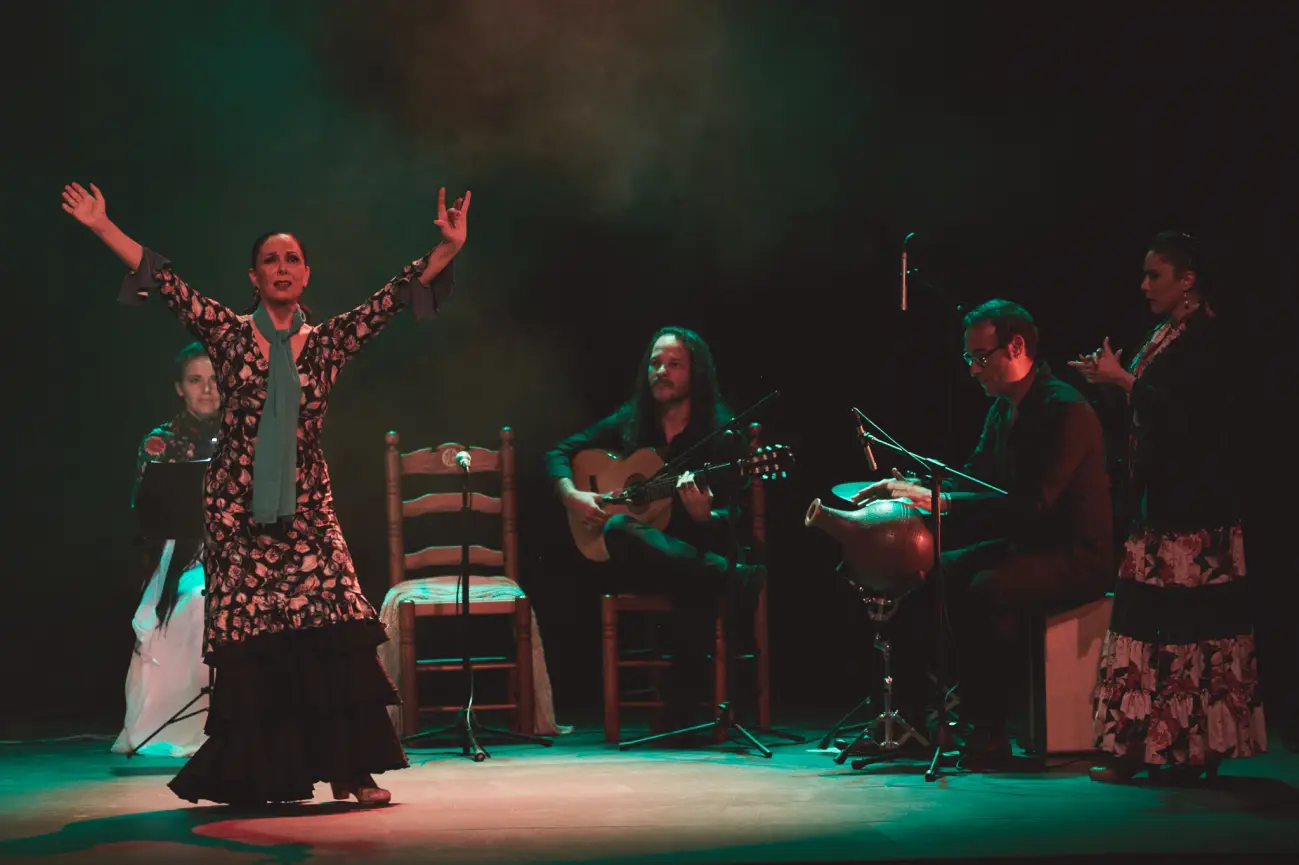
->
[169, 619, 408, 805]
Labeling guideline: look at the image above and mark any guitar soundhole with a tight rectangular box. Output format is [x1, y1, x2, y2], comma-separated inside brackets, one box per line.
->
[623, 472, 650, 514]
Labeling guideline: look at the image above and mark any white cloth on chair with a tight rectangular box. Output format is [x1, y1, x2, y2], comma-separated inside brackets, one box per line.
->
[112, 539, 210, 757]
[378, 576, 569, 736]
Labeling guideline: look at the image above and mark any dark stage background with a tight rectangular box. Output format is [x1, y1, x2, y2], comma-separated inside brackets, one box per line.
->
[2, 1, 1290, 738]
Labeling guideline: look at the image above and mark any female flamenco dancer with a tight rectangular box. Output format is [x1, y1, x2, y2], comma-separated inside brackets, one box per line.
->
[1072, 231, 1265, 782]
[64, 180, 470, 806]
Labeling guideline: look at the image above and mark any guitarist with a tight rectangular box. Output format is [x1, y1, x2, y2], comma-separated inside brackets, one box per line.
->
[545, 326, 766, 730]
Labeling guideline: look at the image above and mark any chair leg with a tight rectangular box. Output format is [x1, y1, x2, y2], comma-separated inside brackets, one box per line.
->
[399, 601, 418, 739]
[507, 663, 520, 732]
[1026, 614, 1047, 754]
[516, 596, 535, 735]
[602, 596, 619, 743]
[755, 588, 771, 728]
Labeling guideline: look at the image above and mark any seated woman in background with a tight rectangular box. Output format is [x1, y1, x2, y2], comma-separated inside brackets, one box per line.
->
[112, 341, 220, 757]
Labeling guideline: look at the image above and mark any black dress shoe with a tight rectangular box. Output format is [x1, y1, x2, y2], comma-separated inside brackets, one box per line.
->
[956, 728, 1013, 772]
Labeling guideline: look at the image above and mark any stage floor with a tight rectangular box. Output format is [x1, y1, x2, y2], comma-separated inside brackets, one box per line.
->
[1, 718, 1297, 865]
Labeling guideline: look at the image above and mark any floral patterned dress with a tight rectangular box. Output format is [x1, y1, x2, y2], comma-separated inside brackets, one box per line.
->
[1093, 311, 1266, 766]
[120, 247, 452, 805]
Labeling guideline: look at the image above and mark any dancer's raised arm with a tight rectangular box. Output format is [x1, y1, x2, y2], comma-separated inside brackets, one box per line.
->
[62, 182, 143, 271]
[63, 182, 240, 348]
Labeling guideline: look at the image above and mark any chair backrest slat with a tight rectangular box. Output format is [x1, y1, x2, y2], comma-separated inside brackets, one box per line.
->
[402, 444, 501, 476]
[386, 428, 518, 589]
[403, 492, 503, 518]
[405, 544, 505, 571]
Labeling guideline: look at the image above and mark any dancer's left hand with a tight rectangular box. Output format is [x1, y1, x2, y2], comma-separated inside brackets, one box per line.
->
[434, 187, 471, 249]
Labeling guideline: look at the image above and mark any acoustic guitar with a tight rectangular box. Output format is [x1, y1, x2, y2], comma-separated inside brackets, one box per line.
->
[567, 444, 794, 562]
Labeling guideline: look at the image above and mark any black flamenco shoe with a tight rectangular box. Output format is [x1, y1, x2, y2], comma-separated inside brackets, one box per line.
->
[1157, 756, 1222, 784]
[1088, 752, 1145, 783]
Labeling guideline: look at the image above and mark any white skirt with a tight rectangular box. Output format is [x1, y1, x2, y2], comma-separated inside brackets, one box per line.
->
[111, 540, 210, 758]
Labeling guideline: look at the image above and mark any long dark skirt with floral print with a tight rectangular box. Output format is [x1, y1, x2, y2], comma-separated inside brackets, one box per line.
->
[1094, 524, 1266, 765]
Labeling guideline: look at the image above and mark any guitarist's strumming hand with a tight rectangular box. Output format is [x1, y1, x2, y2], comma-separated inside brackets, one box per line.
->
[563, 489, 610, 531]
[676, 471, 714, 523]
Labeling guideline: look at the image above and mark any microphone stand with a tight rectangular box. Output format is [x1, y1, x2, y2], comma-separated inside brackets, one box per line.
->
[898, 233, 964, 452]
[850, 410, 1003, 780]
[618, 399, 804, 755]
[402, 456, 552, 759]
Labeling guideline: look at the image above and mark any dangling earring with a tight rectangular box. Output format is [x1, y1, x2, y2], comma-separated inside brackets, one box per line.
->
[1182, 292, 1191, 309]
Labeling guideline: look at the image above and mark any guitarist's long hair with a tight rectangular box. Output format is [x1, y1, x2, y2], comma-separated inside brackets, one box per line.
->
[618, 326, 733, 451]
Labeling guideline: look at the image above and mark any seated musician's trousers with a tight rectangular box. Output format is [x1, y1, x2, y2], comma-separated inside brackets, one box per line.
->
[890, 538, 1108, 738]
[601, 514, 740, 722]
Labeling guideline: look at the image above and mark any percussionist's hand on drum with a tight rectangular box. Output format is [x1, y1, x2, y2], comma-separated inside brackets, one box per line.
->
[850, 468, 947, 513]
[849, 473, 897, 507]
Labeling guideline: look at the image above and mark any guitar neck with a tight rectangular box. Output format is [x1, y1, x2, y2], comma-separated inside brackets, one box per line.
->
[632, 459, 739, 504]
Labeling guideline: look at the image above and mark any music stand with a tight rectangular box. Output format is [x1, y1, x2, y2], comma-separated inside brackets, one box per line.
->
[124, 459, 211, 758]
[135, 459, 208, 545]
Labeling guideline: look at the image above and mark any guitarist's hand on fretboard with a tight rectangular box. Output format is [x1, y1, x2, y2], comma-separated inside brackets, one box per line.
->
[675, 470, 714, 523]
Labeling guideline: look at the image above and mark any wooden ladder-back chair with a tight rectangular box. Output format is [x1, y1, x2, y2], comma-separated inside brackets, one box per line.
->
[600, 421, 772, 742]
[385, 427, 535, 737]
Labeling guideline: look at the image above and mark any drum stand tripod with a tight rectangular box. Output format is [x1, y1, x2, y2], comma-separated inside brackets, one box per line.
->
[822, 587, 929, 766]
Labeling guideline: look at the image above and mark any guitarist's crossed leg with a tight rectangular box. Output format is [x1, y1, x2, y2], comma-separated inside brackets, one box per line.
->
[603, 513, 767, 731]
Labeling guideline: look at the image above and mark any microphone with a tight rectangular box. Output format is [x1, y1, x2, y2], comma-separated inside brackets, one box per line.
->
[853, 410, 879, 472]
[901, 231, 915, 312]
[454, 450, 471, 471]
